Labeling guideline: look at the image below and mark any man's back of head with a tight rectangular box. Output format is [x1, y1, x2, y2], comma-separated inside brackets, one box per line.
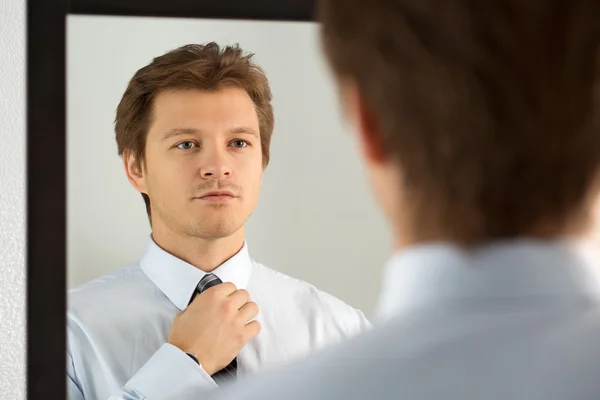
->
[315, 2, 600, 398]
[318, 0, 600, 246]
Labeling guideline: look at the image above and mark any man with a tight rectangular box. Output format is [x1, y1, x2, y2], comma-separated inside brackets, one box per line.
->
[66, 43, 370, 399]
[163, 1, 600, 399]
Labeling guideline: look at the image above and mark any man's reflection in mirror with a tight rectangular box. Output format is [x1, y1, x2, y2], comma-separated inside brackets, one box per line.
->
[66, 43, 371, 400]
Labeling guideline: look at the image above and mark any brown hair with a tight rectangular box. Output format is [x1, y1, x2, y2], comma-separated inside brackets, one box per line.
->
[115, 43, 274, 218]
[318, 0, 600, 244]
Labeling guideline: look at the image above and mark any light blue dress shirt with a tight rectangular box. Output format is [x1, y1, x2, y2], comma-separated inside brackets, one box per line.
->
[67, 238, 370, 399]
[205, 238, 600, 399]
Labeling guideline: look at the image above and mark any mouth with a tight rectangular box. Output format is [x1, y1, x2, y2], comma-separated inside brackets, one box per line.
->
[195, 190, 237, 202]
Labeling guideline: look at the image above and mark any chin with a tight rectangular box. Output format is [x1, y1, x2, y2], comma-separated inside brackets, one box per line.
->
[187, 218, 243, 240]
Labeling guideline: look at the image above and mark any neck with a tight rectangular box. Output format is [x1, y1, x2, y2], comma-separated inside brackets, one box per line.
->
[151, 224, 245, 272]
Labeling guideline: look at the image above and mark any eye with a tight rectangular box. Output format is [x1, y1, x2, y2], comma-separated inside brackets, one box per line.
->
[230, 139, 249, 149]
[176, 141, 197, 150]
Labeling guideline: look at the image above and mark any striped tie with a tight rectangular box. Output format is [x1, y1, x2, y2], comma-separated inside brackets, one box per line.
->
[189, 273, 238, 385]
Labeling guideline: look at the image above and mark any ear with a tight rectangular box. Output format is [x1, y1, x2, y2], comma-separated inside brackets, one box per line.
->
[123, 151, 148, 194]
[342, 82, 387, 165]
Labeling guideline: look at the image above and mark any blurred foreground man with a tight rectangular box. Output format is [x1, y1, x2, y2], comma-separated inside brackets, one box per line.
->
[199, 0, 600, 399]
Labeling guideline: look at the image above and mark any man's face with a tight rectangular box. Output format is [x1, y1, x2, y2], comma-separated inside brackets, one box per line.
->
[134, 87, 263, 240]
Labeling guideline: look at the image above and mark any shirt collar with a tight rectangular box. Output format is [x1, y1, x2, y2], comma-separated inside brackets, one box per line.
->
[140, 236, 253, 311]
[376, 238, 600, 322]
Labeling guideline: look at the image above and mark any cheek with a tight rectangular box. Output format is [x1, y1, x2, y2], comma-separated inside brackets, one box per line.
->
[241, 164, 263, 201]
[146, 159, 192, 197]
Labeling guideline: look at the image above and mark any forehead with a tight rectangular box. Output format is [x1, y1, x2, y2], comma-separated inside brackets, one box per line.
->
[149, 87, 259, 137]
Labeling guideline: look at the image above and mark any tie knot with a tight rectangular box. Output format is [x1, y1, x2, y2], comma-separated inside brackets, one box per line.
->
[196, 273, 223, 294]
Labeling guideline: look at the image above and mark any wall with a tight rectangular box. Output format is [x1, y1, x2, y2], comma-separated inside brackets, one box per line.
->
[0, 0, 26, 398]
[67, 15, 391, 317]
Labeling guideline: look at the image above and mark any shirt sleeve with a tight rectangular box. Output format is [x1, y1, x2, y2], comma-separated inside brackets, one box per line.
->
[69, 340, 218, 399]
[109, 343, 218, 399]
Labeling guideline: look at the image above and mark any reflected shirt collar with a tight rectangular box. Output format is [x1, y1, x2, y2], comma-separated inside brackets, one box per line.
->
[140, 236, 253, 310]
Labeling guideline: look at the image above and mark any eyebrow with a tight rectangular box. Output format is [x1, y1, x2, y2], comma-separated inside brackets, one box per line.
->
[161, 127, 259, 141]
[228, 127, 259, 137]
[161, 128, 199, 141]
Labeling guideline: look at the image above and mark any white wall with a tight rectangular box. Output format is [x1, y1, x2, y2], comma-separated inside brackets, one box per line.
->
[67, 15, 391, 317]
[0, 0, 26, 398]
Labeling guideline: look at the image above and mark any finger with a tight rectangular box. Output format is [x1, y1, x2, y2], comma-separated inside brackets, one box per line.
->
[188, 282, 237, 309]
[227, 289, 251, 310]
[206, 281, 237, 296]
[244, 320, 262, 340]
[237, 301, 259, 323]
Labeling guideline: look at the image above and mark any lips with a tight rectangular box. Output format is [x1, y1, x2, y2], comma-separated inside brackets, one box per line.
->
[200, 190, 235, 199]
[195, 190, 237, 202]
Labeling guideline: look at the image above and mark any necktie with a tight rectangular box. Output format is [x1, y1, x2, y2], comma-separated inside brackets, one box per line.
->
[189, 273, 238, 385]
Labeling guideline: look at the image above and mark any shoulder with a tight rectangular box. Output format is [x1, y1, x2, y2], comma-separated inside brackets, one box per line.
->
[67, 263, 161, 330]
[69, 263, 147, 307]
[251, 261, 372, 334]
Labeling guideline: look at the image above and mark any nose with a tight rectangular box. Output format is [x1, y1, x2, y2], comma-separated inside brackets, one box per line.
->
[199, 148, 232, 180]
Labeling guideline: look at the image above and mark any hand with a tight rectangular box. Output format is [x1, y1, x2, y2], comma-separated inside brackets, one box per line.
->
[167, 282, 261, 375]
